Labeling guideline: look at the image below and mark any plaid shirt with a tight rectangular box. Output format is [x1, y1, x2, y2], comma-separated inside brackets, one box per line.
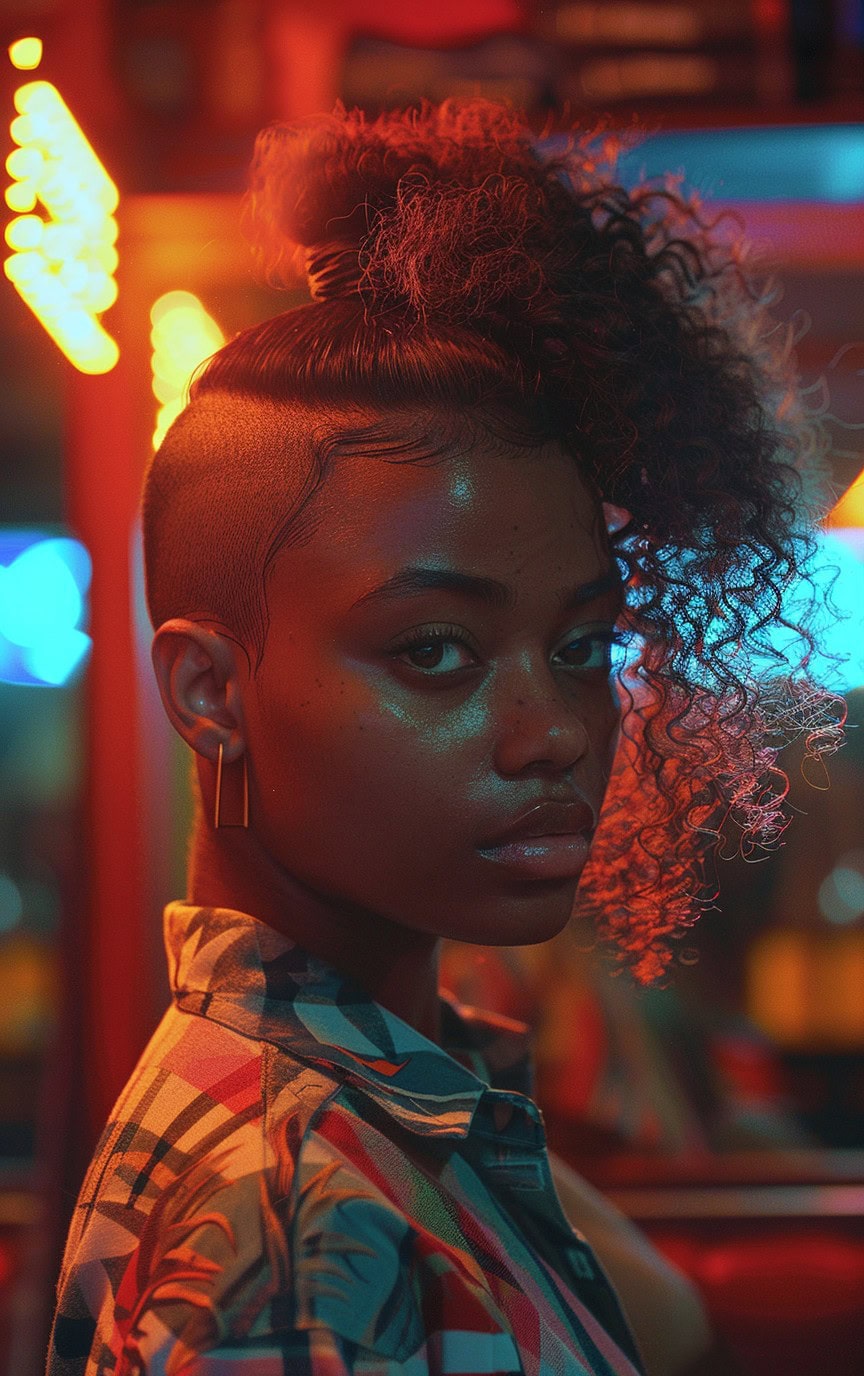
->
[47, 903, 644, 1376]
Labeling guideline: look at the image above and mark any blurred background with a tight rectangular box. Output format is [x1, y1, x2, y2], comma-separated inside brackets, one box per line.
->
[1, 2, 863, 1373]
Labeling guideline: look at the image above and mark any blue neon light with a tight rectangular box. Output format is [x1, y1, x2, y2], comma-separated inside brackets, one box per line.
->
[771, 529, 864, 694]
[612, 529, 864, 696]
[0, 531, 92, 687]
[547, 126, 864, 203]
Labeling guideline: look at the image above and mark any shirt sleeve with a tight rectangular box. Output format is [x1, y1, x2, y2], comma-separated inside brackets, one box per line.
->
[47, 1150, 437, 1376]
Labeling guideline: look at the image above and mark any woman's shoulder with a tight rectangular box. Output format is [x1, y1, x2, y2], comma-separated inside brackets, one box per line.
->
[51, 1011, 450, 1374]
[50, 1006, 359, 1371]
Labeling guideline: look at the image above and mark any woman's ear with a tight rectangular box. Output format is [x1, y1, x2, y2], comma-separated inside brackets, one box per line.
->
[150, 619, 248, 764]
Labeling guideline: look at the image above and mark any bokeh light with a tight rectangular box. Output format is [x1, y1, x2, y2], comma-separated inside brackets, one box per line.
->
[828, 468, 864, 529]
[150, 291, 225, 447]
[0, 875, 23, 934]
[818, 853, 864, 926]
[8, 38, 42, 72]
[4, 72, 119, 373]
[0, 533, 91, 687]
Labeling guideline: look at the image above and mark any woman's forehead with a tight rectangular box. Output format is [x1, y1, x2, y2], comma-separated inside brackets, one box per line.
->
[269, 440, 610, 608]
[317, 439, 598, 534]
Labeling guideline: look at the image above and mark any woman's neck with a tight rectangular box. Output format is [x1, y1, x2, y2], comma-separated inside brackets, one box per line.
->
[187, 822, 443, 1045]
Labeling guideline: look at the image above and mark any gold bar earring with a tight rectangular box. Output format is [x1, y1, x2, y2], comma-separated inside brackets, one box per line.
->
[214, 741, 249, 829]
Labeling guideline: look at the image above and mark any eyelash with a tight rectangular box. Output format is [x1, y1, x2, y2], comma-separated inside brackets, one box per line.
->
[391, 622, 627, 677]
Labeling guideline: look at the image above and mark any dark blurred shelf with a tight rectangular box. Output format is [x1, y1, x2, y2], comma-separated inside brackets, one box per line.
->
[605, 1181, 864, 1221]
[553, 1146, 864, 1190]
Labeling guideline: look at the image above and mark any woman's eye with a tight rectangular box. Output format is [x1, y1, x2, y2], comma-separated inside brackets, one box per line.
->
[555, 630, 623, 671]
[391, 625, 624, 679]
[392, 625, 477, 675]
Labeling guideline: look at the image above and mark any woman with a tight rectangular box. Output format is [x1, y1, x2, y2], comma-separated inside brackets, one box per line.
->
[47, 99, 840, 1375]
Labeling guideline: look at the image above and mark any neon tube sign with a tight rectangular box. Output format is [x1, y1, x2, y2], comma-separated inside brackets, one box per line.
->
[4, 41, 119, 374]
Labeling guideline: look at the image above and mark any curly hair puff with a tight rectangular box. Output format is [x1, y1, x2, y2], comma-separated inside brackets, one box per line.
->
[145, 98, 845, 982]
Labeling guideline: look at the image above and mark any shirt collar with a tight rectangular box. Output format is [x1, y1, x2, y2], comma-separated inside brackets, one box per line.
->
[164, 902, 534, 1140]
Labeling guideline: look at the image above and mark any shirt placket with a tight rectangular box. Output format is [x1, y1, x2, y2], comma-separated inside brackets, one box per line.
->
[466, 1090, 644, 1374]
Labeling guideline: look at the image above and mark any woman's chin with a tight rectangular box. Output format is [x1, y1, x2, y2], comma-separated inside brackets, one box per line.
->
[431, 880, 579, 948]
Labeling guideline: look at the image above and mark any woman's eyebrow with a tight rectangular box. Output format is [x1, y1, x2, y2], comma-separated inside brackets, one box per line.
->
[348, 565, 623, 615]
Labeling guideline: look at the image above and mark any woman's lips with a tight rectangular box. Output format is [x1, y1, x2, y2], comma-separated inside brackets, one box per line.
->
[476, 832, 591, 880]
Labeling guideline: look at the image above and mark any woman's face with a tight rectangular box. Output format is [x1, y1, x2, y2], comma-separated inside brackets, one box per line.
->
[240, 430, 622, 947]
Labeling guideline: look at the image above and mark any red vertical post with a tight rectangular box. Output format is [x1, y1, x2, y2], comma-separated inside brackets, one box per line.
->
[64, 350, 150, 1152]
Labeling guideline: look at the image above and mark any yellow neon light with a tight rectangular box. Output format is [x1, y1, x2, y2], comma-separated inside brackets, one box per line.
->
[4, 77, 119, 374]
[150, 292, 225, 448]
[8, 38, 42, 71]
[826, 468, 864, 529]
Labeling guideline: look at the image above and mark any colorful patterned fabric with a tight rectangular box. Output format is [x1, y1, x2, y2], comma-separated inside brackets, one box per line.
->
[47, 903, 644, 1376]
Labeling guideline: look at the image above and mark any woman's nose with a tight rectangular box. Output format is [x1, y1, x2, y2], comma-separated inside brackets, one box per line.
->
[492, 666, 592, 778]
